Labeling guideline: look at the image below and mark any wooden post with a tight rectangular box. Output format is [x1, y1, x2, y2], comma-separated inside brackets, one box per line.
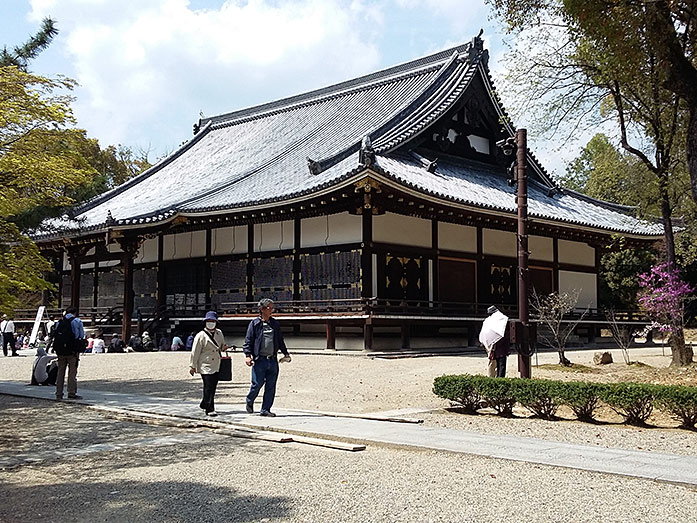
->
[247, 223, 254, 302]
[326, 320, 336, 350]
[67, 246, 89, 313]
[119, 238, 141, 342]
[401, 321, 411, 350]
[361, 209, 373, 299]
[363, 320, 373, 351]
[157, 233, 166, 309]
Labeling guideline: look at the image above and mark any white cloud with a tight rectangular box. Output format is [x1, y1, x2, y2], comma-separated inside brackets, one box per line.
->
[29, 0, 384, 154]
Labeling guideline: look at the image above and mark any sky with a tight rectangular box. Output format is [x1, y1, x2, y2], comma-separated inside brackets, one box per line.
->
[1, 0, 578, 175]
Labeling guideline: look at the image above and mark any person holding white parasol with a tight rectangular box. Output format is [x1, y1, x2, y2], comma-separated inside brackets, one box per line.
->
[479, 306, 511, 377]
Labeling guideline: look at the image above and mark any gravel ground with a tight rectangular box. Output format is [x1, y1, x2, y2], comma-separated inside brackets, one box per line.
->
[2, 347, 697, 521]
[2, 397, 697, 523]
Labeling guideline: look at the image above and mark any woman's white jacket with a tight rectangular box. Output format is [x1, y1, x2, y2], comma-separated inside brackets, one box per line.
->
[189, 329, 225, 374]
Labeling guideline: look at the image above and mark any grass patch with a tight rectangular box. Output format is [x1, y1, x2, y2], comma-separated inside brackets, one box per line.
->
[535, 363, 598, 374]
[628, 361, 652, 368]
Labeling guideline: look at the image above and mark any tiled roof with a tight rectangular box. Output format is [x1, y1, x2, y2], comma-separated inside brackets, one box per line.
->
[35, 37, 661, 240]
[375, 153, 663, 236]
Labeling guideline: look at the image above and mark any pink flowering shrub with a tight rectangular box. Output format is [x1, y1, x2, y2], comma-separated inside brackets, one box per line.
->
[637, 263, 693, 333]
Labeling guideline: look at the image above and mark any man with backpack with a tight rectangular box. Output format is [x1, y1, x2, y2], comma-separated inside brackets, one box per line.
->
[53, 307, 86, 400]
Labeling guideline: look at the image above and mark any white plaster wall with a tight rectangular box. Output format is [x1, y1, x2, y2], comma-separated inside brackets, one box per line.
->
[212, 226, 248, 255]
[254, 220, 294, 252]
[163, 230, 206, 260]
[558, 239, 595, 266]
[482, 229, 516, 257]
[438, 222, 476, 252]
[135, 237, 158, 264]
[107, 243, 122, 253]
[80, 262, 95, 270]
[558, 270, 597, 309]
[529, 235, 553, 262]
[301, 213, 362, 248]
[63, 252, 71, 271]
[99, 260, 121, 268]
[373, 212, 431, 248]
[468, 135, 490, 154]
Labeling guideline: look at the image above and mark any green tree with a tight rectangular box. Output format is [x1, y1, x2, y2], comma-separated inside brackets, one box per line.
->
[599, 236, 657, 310]
[488, 0, 697, 205]
[0, 17, 58, 70]
[0, 66, 96, 312]
[487, 0, 694, 364]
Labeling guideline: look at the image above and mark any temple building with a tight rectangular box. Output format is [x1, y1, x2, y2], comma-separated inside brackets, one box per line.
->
[33, 35, 661, 350]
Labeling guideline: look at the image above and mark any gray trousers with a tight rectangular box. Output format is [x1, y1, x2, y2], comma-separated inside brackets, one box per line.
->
[56, 354, 79, 397]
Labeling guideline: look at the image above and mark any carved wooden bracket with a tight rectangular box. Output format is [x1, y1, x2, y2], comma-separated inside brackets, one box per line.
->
[116, 236, 144, 258]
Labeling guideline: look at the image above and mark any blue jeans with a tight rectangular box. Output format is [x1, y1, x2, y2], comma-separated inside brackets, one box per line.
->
[246, 357, 279, 412]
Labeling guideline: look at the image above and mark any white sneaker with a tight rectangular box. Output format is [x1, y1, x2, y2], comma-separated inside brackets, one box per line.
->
[206, 411, 218, 417]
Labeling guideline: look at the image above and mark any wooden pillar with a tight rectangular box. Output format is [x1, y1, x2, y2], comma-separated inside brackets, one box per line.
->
[205, 228, 212, 309]
[431, 219, 439, 304]
[67, 246, 88, 313]
[246, 223, 254, 302]
[326, 320, 336, 350]
[361, 210, 373, 298]
[363, 319, 373, 351]
[401, 321, 411, 350]
[476, 226, 483, 308]
[552, 238, 559, 292]
[93, 264, 99, 309]
[157, 234, 166, 309]
[293, 218, 301, 301]
[119, 238, 141, 342]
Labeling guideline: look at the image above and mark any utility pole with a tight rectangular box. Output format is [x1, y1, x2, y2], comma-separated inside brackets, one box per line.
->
[516, 129, 531, 378]
[497, 129, 532, 378]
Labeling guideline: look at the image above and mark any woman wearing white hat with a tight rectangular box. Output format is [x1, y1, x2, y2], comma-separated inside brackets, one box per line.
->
[189, 310, 228, 416]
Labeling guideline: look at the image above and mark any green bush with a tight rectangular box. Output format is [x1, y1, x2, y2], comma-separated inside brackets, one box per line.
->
[433, 374, 482, 413]
[476, 377, 516, 417]
[512, 379, 562, 420]
[432, 375, 696, 431]
[654, 385, 697, 430]
[555, 381, 605, 422]
[600, 382, 658, 426]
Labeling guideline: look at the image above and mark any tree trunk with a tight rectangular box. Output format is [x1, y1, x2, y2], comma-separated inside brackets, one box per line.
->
[558, 350, 572, 366]
[670, 326, 693, 366]
[658, 173, 676, 266]
[688, 106, 697, 205]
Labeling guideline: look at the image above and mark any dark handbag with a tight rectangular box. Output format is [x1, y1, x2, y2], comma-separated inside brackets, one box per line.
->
[219, 352, 232, 381]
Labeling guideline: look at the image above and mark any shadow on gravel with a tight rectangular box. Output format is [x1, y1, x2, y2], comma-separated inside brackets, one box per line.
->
[0, 395, 269, 463]
[78, 378, 251, 403]
[0, 479, 292, 522]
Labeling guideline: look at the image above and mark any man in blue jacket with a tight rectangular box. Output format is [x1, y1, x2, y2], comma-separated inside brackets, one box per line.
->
[243, 298, 291, 417]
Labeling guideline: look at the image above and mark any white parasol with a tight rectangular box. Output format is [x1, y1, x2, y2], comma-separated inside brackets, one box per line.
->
[478, 310, 509, 350]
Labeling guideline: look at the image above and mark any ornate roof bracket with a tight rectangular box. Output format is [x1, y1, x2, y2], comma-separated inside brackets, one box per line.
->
[358, 136, 376, 168]
[307, 157, 321, 175]
[116, 236, 144, 258]
[469, 30, 487, 65]
[354, 177, 382, 215]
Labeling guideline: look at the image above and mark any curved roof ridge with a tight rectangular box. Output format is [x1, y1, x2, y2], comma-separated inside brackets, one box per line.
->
[373, 58, 478, 152]
[202, 43, 471, 129]
[71, 121, 214, 217]
[476, 61, 558, 189]
[560, 186, 641, 213]
[306, 50, 468, 174]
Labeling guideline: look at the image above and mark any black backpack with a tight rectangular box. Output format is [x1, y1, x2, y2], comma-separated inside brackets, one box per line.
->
[53, 317, 79, 355]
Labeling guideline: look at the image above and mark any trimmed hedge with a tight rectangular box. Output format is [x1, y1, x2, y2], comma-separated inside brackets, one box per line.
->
[512, 379, 562, 420]
[655, 385, 697, 430]
[477, 378, 517, 417]
[599, 382, 658, 426]
[554, 381, 604, 422]
[433, 374, 482, 413]
[433, 374, 697, 430]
